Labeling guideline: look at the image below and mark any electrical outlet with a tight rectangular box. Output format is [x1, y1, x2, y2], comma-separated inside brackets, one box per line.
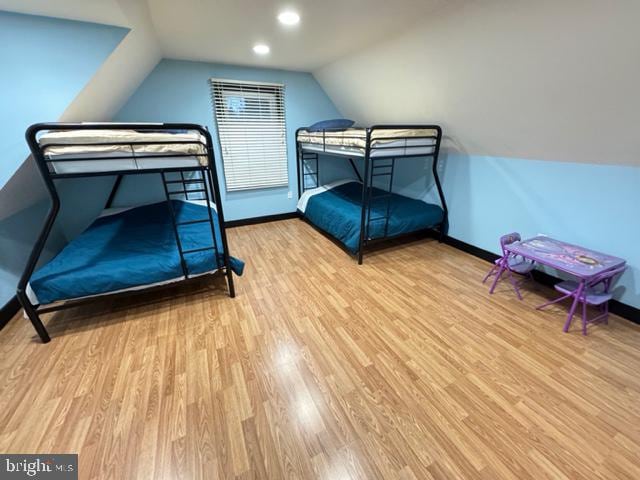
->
[287, 191, 292, 199]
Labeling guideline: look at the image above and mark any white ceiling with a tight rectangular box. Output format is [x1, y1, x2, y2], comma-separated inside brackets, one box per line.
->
[1, 0, 447, 71]
[147, 0, 446, 71]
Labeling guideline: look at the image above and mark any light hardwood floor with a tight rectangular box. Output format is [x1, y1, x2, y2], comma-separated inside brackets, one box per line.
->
[1, 219, 640, 479]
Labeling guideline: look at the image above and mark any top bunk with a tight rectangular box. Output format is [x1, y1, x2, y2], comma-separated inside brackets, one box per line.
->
[27, 122, 212, 178]
[296, 124, 441, 159]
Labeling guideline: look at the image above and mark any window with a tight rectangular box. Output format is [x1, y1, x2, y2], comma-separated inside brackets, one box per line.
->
[210, 79, 288, 191]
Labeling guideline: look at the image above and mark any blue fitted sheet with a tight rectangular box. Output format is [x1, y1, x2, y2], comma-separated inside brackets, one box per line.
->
[301, 181, 444, 253]
[29, 200, 244, 305]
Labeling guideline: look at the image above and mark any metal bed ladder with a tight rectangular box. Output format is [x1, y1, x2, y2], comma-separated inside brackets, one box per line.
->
[366, 157, 396, 240]
[301, 151, 319, 191]
[160, 169, 222, 278]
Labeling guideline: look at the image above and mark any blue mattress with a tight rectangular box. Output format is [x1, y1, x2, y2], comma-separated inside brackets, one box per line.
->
[301, 181, 444, 253]
[29, 200, 244, 305]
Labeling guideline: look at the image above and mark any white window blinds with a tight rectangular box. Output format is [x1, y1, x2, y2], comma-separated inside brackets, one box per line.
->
[210, 79, 288, 191]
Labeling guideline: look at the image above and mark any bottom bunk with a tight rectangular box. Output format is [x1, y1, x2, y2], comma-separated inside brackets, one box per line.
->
[27, 199, 244, 306]
[297, 180, 445, 254]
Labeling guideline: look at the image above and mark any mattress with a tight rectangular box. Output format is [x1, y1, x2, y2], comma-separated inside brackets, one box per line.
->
[27, 199, 244, 306]
[297, 128, 438, 158]
[39, 129, 208, 174]
[297, 180, 444, 253]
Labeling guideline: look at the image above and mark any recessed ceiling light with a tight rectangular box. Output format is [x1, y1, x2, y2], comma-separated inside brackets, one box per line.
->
[278, 10, 300, 26]
[253, 44, 270, 55]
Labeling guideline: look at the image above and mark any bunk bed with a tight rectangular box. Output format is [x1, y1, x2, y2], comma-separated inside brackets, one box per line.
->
[17, 123, 244, 343]
[296, 125, 448, 264]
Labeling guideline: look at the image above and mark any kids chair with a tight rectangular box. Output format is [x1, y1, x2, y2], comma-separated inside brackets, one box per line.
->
[537, 264, 626, 335]
[483, 232, 535, 300]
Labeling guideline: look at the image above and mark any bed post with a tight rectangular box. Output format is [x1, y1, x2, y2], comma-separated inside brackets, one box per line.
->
[295, 128, 303, 200]
[357, 128, 372, 265]
[431, 126, 448, 242]
[16, 124, 61, 343]
[201, 127, 235, 298]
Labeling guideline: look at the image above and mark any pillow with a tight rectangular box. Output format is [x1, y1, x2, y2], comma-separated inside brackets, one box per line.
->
[307, 119, 355, 131]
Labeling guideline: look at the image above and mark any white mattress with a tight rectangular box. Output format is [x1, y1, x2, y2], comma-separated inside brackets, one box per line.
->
[40, 129, 208, 174]
[25, 199, 218, 307]
[297, 128, 437, 157]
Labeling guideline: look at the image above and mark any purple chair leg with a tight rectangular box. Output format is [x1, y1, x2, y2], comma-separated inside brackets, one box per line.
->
[582, 299, 588, 336]
[483, 264, 498, 284]
[489, 260, 507, 295]
[563, 282, 585, 333]
[506, 268, 523, 301]
[587, 303, 610, 326]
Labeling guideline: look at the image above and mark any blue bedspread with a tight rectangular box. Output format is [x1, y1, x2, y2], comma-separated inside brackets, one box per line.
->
[30, 200, 244, 305]
[302, 182, 444, 253]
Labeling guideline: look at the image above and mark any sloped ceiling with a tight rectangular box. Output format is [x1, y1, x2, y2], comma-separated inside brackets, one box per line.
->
[60, 0, 162, 121]
[0, 9, 129, 191]
[0, 0, 448, 117]
[0, 0, 128, 26]
[0, 0, 161, 122]
[0, 0, 157, 219]
[3, 0, 638, 166]
[314, 0, 640, 165]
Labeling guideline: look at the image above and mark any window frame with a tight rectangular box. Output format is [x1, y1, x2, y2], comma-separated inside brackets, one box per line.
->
[209, 78, 289, 192]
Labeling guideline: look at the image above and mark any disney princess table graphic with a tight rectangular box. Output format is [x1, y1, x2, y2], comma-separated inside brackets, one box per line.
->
[507, 236, 624, 277]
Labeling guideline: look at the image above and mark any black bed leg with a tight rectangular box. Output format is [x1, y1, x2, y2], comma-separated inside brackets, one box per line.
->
[357, 251, 364, 265]
[19, 296, 50, 343]
[226, 270, 236, 298]
[438, 219, 448, 243]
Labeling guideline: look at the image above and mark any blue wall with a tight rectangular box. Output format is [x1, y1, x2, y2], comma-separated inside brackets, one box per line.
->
[440, 152, 640, 309]
[0, 10, 128, 307]
[0, 10, 128, 187]
[332, 147, 640, 309]
[114, 59, 347, 221]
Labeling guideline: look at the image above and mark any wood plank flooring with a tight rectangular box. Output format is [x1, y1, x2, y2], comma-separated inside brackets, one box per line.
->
[1, 219, 640, 479]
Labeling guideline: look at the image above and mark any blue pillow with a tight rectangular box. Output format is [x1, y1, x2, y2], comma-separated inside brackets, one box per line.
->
[307, 119, 355, 131]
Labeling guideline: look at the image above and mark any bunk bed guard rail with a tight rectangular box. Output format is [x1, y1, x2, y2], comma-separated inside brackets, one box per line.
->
[17, 122, 236, 343]
[295, 125, 448, 264]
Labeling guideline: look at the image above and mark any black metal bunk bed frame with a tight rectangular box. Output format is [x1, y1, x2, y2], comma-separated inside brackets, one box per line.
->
[295, 124, 448, 264]
[17, 122, 236, 343]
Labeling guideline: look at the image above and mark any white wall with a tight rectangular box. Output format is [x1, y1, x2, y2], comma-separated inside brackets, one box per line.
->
[314, 0, 640, 166]
[60, 0, 162, 121]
